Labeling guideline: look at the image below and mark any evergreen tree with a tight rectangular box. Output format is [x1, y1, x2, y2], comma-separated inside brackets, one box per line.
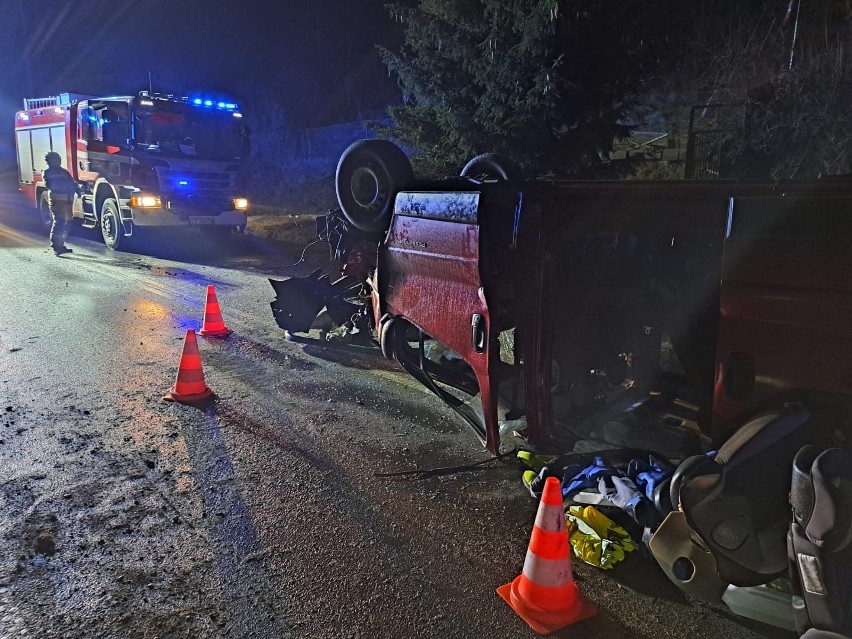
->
[377, 0, 670, 178]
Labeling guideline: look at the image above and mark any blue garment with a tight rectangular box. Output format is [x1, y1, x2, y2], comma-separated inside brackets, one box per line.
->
[562, 457, 621, 499]
[563, 455, 665, 531]
[598, 474, 661, 530]
[627, 455, 676, 502]
[546, 452, 719, 533]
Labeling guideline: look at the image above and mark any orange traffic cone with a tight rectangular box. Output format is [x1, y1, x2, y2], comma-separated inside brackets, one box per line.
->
[497, 476, 596, 634]
[199, 285, 232, 338]
[163, 328, 214, 403]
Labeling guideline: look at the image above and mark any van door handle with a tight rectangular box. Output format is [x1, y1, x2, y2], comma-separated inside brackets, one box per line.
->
[471, 313, 486, 353]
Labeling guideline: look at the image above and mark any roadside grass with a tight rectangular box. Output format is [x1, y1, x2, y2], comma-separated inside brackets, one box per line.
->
[245, 206, 321, 247]
[243, 177, 335, 246]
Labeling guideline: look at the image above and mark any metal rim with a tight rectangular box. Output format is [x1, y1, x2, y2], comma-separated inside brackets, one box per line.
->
[336, 140, 413, 233]
[350, 162, 386, 213]
[101, 202, 119, 247]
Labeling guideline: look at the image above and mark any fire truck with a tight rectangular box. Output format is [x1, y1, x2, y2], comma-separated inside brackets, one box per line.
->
[15, 91, 249, 250]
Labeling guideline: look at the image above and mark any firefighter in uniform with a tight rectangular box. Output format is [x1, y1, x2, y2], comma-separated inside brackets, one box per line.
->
[43, 151, 82, 255]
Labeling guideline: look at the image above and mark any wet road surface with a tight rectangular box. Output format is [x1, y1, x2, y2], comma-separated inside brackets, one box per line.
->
[0, 175, 791, 639]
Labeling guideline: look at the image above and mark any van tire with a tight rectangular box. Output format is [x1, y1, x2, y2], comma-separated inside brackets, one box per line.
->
[460, 153, 521, 181]
[336, 140, 413, 234]
[380, 317, 397, 360]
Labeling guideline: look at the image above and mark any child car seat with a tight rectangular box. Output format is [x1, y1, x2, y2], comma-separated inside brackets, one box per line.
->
[789, 445, 852, 638]
[649, 403, 812, 602]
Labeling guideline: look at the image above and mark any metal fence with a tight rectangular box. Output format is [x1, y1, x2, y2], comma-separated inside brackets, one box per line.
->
[684, 103, 744, 179]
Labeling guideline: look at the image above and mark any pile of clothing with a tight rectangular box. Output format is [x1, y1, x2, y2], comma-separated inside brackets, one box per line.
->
[519, 449, 688, 569]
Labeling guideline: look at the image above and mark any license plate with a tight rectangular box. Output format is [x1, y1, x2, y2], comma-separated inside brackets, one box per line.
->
[189, 217, 215, 225]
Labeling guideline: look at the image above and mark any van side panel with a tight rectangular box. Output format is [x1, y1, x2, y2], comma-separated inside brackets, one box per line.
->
[714, 196, 852, 440]
[383, 191, 501, 451]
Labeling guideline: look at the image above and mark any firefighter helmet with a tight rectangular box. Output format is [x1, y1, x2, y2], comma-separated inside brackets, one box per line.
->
[45, 151, 62, 167]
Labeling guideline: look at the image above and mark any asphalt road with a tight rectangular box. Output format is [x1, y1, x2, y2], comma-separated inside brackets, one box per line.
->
[0, 174, 791, 639]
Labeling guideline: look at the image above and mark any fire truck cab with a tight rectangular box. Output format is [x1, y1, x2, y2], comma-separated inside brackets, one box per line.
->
[15, 91, 249, 250]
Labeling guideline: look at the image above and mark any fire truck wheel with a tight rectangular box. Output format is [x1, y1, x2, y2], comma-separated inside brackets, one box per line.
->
[460, 153, 521, 181]
[38, 191, 53, 231]
[100, 198, 126, 250]
[336, 140, 413, 234]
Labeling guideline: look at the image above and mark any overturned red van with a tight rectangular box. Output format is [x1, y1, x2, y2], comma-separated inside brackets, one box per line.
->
[271, 140, 852, 457]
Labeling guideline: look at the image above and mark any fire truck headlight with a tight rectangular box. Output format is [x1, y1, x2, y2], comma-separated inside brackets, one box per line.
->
[233, 198, 249, 211]
[130, 195, 162, 208]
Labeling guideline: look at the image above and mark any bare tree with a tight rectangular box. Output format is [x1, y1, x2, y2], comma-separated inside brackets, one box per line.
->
[643, 0, 852, 179]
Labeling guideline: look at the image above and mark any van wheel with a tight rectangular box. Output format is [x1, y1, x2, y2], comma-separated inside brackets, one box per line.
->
[38, 192, 53, 231]
[100, 198, 127, 250]
[380, 317, 397, 359]
[336, 140, 413, 234]
[460, 153, 521, 181]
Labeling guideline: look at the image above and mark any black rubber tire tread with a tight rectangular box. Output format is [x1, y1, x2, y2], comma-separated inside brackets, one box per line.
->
[100, 198, 126, 251]
[336, 139, 413, 234]
[38, 191, 53, 232]
[380, 317, 396, 360]
[460, 153, 521, 181]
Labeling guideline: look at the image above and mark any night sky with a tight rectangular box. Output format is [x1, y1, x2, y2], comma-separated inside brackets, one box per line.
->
[0, 0, 403, 130]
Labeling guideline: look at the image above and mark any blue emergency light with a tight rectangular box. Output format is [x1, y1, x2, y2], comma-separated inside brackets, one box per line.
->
[140, 91, 239, 112]
[187, 95, 239, 111]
